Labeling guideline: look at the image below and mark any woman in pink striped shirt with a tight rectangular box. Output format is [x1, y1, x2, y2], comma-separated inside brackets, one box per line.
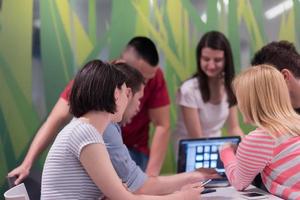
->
[220, 65, 300, 200]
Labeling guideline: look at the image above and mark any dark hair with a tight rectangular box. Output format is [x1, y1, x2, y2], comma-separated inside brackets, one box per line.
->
[251, 41, 300, 78]
[194, 31, 236, 107]
[114, 62, 145, 94]
[127, 36, 159, 66]
[69, 60, 126, 117]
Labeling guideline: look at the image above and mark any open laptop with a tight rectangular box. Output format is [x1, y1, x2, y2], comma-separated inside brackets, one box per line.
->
[177, 136, 241, 187]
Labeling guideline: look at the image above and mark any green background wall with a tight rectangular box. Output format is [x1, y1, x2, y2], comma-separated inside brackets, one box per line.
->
[1, 0, 299, 195]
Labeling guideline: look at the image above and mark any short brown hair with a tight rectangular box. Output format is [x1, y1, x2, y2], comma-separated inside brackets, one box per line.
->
[251, 41, 300, 78]
[114, 62, 145, 94]
[69, 60, 126, 117]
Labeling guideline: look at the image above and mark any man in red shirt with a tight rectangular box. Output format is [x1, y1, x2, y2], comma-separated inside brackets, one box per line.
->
[120, 37, 170, 176]
[8, 37, 170, 182]
[61, 38, 171, 175]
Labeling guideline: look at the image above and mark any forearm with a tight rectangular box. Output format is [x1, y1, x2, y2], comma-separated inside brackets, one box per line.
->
[22, 119, 67, 167]
[136, 172, 200, 195]
[22, 98, 72, 168]
[181, 106, 203, 138]
[228, 126, 244, 137]
[146, 126, 170, 176]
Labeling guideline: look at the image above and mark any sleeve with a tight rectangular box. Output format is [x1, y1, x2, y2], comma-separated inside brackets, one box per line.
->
[176, 79, 200, 109]
[60, 80, 74, 101]
[117, 149, 148, 192]
[147, 68, 170, 109]
[68, 124, 105, 159]
[104, 124, 148, 192]
[220, 130, 274, 190]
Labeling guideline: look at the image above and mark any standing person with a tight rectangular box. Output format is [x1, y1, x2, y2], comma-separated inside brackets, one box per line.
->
[120, 37, 170, 175]
[8, 36, 169, 180]
[251, 40, 300, 113]
[41, 59, 203, 200]
[220, 65, 300, 200]
[174, 31, 244, 153]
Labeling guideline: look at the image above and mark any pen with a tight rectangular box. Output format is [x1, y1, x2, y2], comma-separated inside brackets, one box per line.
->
[194, 179, 212, 188]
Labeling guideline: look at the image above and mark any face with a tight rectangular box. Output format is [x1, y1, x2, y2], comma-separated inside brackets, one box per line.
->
[121, 47, 157, 81]
[200, 47, 225, 78]
[282, 69, 300, 108]
[112, 83, 130, 122]
[121, 85, 144, 125]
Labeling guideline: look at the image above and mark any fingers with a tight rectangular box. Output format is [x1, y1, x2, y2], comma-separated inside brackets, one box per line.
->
[7, 167, 28, 185]
[196, 167, 217, 174]
[182, 182, 204, 191]
[191, 183, 204, 193]
[14, 174, 25, 185]
[7, 168, 17, 177]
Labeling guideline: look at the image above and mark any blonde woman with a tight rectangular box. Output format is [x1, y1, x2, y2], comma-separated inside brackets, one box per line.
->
[219, 65, 300, 199]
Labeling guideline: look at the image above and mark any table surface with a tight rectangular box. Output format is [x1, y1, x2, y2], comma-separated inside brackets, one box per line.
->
[201, 185, 283, 200]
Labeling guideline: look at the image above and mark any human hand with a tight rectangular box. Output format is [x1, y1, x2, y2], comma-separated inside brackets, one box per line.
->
[7, 164, 31, 185]
[194, 168, 222, 180]
[179, 182, 203, 200]
[219, 142, 237, 152]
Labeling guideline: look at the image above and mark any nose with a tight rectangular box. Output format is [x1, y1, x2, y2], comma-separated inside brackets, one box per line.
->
[207, 60, 216, 70]
[137, 101, 141, 111]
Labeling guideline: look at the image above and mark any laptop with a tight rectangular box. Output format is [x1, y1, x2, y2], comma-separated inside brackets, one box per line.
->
[177, 136, 241, 187]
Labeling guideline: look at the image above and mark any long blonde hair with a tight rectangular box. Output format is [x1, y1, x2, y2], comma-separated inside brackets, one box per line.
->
[233, 64, 300, 138]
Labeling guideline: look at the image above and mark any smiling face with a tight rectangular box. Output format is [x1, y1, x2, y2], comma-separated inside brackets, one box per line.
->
[121, 85, 144, 125]
[200, 47, 225, 78]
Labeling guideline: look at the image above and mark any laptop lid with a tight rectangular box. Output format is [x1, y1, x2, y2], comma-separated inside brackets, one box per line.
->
[177, 136, 241, 174]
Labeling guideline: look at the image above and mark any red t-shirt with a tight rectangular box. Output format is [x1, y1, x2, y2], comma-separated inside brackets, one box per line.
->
[60, 80, 74, 101]
[60, 68, 170, 155]
[122, 68, 170, 155]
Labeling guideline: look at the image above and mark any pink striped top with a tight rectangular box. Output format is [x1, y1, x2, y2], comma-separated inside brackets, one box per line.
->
[220, 128, 300, 200]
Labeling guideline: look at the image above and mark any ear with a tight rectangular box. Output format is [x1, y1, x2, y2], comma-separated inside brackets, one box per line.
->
[127, 88, 133, 99]
[281, 68, 293, 81]
[114, 87, 120, 103]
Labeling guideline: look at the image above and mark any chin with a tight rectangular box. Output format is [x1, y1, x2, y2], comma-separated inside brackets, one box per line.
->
[112, 116, 122, 123]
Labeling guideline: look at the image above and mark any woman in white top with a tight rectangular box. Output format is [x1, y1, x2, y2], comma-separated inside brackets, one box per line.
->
[174, 31, 244, 152]
[41, 60, 203, 200]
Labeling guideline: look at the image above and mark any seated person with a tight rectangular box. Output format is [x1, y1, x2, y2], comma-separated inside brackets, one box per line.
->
[174, 31, 244, 155]
[40, 60, 204, 199]
[220, 65, 300, 200]
[9, 61, 216, 198]
[251, 40, 300, 114]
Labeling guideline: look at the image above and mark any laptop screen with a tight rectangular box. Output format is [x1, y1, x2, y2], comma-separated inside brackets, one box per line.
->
[177, 136, 241, 173]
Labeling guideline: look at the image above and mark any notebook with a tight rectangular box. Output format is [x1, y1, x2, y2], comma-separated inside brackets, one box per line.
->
[177, 136, 241, 187]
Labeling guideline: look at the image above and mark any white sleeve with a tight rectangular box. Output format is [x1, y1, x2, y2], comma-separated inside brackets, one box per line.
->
[176, 79, 202, 108]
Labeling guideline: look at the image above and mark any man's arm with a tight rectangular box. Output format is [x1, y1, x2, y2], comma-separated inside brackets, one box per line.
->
[146, 105, 170, 176]
[226, 106, 244, 137]
[8, 98, 72, 184]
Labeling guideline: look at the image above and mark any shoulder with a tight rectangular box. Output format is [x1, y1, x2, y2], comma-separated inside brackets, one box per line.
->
[148, 68, 166, 86]
[69, 119, 104, 144]
[242, 129, 275, 148]
[180, 77, 198, 94]
[103, 123, 122, 142]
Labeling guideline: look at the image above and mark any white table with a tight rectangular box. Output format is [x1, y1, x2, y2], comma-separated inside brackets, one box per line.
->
[201, 185, 283, 200]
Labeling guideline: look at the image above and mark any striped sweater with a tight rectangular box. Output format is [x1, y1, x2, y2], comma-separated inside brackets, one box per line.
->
[220, 128, 300, 200]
